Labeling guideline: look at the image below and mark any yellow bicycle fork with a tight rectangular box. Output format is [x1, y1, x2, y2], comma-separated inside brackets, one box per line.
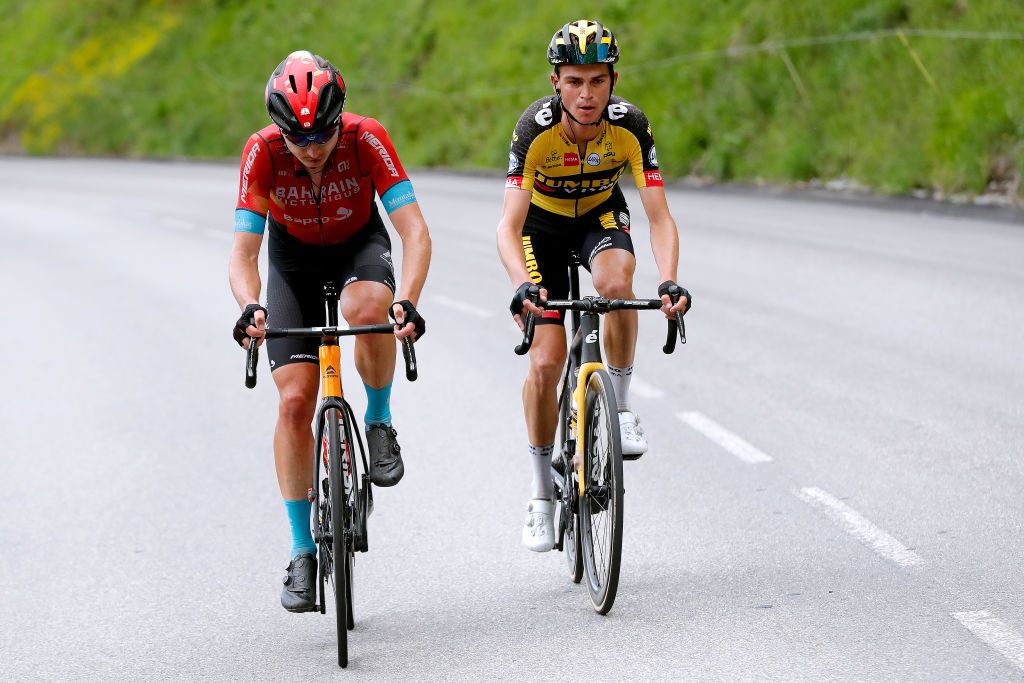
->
[572, 361, 604, 496]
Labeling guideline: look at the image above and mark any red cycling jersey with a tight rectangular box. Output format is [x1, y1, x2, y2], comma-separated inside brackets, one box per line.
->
[236, 112, 412, 246]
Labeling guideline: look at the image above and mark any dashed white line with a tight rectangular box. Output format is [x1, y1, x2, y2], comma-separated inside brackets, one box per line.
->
[953, 610, 1024, 672]
[676, 411, 773, 463]
[630, 376, 665, 399]
[795, 486, 924, 567]
[429, 294, 492, 318]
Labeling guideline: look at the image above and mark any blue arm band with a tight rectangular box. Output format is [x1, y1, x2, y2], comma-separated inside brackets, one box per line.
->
[234, 208, 266, 234]
[380, 180, 417, 214]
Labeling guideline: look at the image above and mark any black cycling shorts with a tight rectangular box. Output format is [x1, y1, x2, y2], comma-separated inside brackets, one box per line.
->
[265, 222, 396, 370]
[521, 187, 634, 325]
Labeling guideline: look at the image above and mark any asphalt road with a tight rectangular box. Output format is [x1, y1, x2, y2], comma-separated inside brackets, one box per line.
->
[2, 158, 1023, 680]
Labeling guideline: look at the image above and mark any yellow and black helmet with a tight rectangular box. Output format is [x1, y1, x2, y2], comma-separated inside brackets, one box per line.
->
[547, 19, 619, 65]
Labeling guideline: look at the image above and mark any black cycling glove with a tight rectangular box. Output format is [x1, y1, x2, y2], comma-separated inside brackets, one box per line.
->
[658, 280, 692, 314]
[233, 303, 267, 347]
[509, 282, 540, 317]
[391, 300, 426, 340]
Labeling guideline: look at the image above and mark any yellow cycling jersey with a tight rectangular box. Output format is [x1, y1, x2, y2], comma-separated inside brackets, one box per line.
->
[506, 95, 663, 217]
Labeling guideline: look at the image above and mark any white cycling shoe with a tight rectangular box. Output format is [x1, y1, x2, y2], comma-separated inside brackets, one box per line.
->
[619, 411, 648, 459]
[521, 498, 555, 552]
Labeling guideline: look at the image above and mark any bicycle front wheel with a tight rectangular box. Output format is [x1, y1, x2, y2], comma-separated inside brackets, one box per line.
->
[578, 369, 624, 615]
[324, 408, 350, 667]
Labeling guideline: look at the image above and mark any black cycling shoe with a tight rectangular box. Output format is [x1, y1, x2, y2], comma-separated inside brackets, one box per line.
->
[281, 552, 317, 613]
[367, 424, 404, 487]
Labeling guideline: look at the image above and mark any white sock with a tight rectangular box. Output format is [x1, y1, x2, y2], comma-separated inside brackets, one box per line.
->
[607, 364, 633, 412]
[528, 443, 555, 500]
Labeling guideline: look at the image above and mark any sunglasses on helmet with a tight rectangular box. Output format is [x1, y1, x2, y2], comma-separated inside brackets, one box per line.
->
[282, 125, 338, 148]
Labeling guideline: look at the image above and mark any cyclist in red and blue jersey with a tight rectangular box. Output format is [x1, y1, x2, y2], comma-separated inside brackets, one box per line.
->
[228, 51, 431, 612]
[497, 21, 691, 552]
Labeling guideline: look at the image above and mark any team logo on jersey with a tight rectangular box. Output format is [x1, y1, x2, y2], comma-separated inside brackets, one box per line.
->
[508, 153, 518, 174]
[564, 152, 579, 167]
[240, 142, 260, 202]
[380, 250, 393, 268]
[648, 146, 658, 167]
[506, 176, 523, 189]
[619, 212, 630, 227]
[644, 170, 663, 185]
[360, 131, 399, 177]
[535, 102, 554, 127]
[336, 206, 353, 220]
[607, 102, 629, 120]
[337, 160, 350, 173]
[586, 152, 601, 166]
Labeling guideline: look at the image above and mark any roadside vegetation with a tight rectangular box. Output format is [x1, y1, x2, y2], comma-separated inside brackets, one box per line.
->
[1, 0, 1021, 200]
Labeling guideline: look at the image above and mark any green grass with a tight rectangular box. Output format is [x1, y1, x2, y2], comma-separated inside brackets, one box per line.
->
[2, 0, 1022, 198]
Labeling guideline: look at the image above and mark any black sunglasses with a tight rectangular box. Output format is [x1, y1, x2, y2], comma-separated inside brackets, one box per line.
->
[283, 125, 338, 148]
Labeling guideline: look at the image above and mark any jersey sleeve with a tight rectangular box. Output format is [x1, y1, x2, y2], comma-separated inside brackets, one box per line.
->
[612, 100, 663, 189]
[506, 98, 554, 192]
[356, 118, 411, 200]
[235, 133, 273, 223]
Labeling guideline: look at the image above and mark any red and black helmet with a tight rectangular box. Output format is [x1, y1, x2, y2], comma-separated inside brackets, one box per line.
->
[265, 51, 346, 135]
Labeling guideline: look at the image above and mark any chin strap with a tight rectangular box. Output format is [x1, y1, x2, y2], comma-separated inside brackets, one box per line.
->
[554, 80, 615, 134]
[556, 94, 603, 128]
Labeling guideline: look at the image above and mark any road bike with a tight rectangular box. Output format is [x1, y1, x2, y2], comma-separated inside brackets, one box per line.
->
[514, 252, 686, 614]
[244, 281, 417, 668]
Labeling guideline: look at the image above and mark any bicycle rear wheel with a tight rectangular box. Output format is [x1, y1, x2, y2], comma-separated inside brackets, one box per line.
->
[323, 408, 350, 668]
[578, 369, 624, 615]
[556, 385, 583, 584]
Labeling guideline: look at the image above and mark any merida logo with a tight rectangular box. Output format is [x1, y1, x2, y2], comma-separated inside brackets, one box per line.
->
[360, 131, 399, 177]
[240, 142, 260, 202]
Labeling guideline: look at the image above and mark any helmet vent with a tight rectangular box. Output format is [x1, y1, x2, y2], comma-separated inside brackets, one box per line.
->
[288, 75, 298, 93]
[307, 71, 313, 91]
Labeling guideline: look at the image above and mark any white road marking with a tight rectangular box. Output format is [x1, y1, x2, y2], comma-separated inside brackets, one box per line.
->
[429, 294, 492, 318]
[677, 411, 773, 463]
[795, 487, 924, 567]
[631, 376, 664, 399]
[953, 610, 1024, 672]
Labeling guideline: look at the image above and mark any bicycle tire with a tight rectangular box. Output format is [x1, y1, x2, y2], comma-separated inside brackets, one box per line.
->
[557, 385, 583, 584]
[342, 429, 356, 631]
[578, 369, 624, 615]
[324, 408, 349, 668]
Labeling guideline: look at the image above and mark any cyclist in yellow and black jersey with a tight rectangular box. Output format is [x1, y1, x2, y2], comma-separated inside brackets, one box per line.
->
[506, 93, 664, 218]
[497, 19, 691, 553]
